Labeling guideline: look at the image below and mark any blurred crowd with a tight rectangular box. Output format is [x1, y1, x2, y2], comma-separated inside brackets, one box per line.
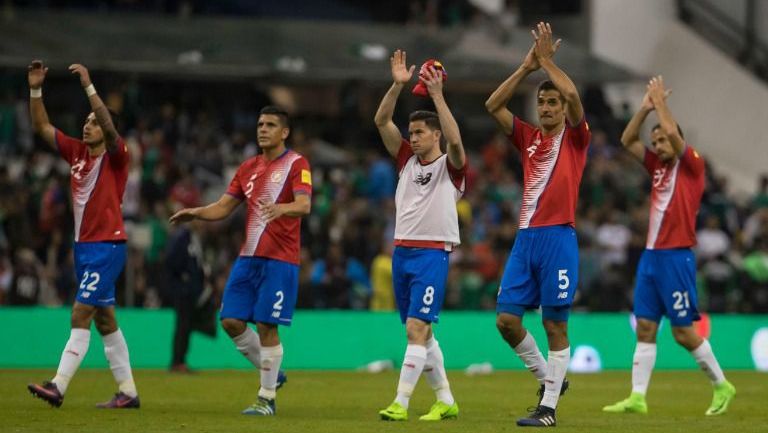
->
[0, 72, 767, 314]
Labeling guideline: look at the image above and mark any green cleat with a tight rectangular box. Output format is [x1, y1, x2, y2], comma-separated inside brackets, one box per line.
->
[706, 381, 736, 416]
[419, 401, 459, 421]
[379, 401, 408, 421]
[602, 392, 648, 414]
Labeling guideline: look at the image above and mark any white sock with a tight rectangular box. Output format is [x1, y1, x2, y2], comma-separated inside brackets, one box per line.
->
[232, 327, 261, 367]
[691, 339, 726, 385]
[102, 329, 138, 398]
[258, 344, 284, 400]
[540, 347, 570, 410]
[514, 331, 547, 384]
[424, 337, 454, 405]
[631, 342, 656, 395]
[395, 344, 427, 409]
[52, 328, 91, 395]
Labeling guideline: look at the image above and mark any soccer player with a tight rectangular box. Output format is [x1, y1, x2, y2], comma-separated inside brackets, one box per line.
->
[374, 50, 467, 422]
[169, 106, 310, 416]
[485, 22, 589, 427]
[26, 61, 139, 408]
[603, 76, 736, 416]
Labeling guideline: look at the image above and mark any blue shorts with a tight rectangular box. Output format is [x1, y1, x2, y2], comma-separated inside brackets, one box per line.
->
[497, 225, 578, 321]
[220, 256, 298, 326]
[392, 247, 449, 324]
[74, 242, 126, 307]
[634, 248, 700, 326]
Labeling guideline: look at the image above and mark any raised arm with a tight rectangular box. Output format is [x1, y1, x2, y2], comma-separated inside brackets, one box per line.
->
[69, 64, 120, 153]
[169, 193, 242, 225]
[28, 60, 56, 148]
[485, 43, 543, 135]
[648, 76, 685, 156]
[621, 92, 654, 162]
[374, 49, 415, 158]
[424, 66, 466, 169]
[533, 22, 583, 125]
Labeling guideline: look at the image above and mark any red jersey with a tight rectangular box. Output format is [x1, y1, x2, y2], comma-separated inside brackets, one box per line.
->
[55, 129, 129, 243]
[508, 117, 590, 229]
[643, 145, 705, 249]
[226, 149, 312, 265]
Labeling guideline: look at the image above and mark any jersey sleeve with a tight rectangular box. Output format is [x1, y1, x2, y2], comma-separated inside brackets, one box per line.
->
[290, 157, 313, 197]
[54, 129, 83, 165]
[225, 163, 246, 200]
[447, 155, 467, 192]
[567, 118, 591, 148]
[508, 116, 536, 152]
[678, 144, 705, 176]
[107, 136, 130, 168]
[643, 149, 659, 175]
[395, 138, 414, 172]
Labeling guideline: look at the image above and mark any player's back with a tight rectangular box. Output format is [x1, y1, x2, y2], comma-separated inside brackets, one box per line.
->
[55, 130, 129, 242]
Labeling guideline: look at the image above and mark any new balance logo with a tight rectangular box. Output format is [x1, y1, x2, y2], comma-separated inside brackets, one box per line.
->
[557, 292, 568, 299]
[414, 172, 432, 185]
[272, 311, 281, 318]
[420, 307, 431, 314]
[678, 310, 688, 318]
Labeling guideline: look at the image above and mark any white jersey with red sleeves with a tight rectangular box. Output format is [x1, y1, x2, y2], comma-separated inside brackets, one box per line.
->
[55, 129, 129, 242]
[643, 145, 705, 249]
[226, 149, 312, 265]
[509, 117, 590, 229]
[393, 139, 466, 249]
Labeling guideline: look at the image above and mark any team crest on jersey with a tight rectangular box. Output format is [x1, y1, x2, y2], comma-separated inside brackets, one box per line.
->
[271, 170, 283, 183]
[414, 172, 433, 186]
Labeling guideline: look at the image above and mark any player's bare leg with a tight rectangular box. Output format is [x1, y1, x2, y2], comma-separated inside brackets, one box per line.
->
[28, 302, 96, 407]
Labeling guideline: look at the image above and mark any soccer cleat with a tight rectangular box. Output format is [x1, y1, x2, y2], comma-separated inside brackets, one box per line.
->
[602, 392, 648, 414]
[517, 405, 557, 427]
[705, 380, 736, 416]
[379, 401, 408, 421]
[536, 377, 570, 406]
[276, 370, 287, 390]
[242, 397, 276, 416]
[419, 401, 459, 421]
[96, 392, 141, 409]
[27, 381, 64, 408]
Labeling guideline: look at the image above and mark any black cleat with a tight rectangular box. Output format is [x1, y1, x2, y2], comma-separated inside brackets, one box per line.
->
[537, 377, 569, 406]
[517, 405, 557, 427]
[28, 381, 64, 408]
[96, 392, 141, 409]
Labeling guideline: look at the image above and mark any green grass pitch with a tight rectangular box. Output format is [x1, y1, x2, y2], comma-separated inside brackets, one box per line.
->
[1, 370, 763, 432]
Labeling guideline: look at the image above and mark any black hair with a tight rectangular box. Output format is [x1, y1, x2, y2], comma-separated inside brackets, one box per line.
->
[409, 110, 445, 151]
[259, 105, 290, 128]
[537, 80, 565, 103]
[652, 123, 685, 139]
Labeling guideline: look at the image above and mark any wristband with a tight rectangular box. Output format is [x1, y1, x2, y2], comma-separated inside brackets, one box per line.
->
[30, 88, 42, 98]
[85, 84, 97, 97]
